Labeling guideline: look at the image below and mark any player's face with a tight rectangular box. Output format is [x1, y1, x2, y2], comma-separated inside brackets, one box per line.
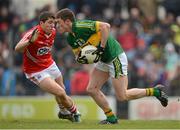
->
[56, 18, 70, 34]
[41, 18, 55, 34]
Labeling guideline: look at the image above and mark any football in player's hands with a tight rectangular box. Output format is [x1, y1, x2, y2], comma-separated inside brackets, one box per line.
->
[77, 45, 98, 64]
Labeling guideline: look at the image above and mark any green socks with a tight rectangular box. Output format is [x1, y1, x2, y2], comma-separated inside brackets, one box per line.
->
[104, 109, 117, 122]
[146, 88, 160, 97]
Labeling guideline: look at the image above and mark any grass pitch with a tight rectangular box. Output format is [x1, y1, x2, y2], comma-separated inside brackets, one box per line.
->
[0, 119, 179, 129]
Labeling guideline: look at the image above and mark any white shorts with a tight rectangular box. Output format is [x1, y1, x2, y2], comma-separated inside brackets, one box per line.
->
[25, 62, 62, 85]
[95, 52, 128, 78]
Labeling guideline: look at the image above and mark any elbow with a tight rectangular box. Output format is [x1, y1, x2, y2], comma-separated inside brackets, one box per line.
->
[106, 23, 111, 30]
[101, 23, 111, 31]
[14, 45, 19, 52]
[14, 44, 23, 53]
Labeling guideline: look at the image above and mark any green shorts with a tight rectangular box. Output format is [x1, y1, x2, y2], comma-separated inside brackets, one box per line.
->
[95, 52, 128, 78]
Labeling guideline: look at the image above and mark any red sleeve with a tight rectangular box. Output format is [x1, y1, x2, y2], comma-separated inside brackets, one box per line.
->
[19, 26, 37, 43]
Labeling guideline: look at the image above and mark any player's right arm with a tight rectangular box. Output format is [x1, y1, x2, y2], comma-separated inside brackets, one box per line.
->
[15, 29, 39, 53]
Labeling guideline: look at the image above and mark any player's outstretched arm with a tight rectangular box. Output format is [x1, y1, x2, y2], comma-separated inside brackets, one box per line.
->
[15, 29, 39, 53]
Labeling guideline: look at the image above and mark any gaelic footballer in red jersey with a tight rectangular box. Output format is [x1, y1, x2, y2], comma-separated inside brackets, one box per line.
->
[15, 11, 81, 122]
[21, 25, 55, 74]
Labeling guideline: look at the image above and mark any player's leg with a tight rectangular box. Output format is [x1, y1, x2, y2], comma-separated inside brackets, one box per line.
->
[112, 77, 168, 106]
[111, 53, 168, 107]
[55, 76, 68, 113]
[26, 67, 80, 122]
[55, 76, 71, 118]
[46, 62, 81, 122]
[39, 77, 73, 107]
[38, 77, 80, 122]
[112, 76, 147, 100]
[55, 76, 81, 122]
[86, 67, 118, 124]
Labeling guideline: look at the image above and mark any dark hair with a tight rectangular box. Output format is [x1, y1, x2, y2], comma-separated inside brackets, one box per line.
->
[56, 8, 75, 22]
[39, 11, 55, 22]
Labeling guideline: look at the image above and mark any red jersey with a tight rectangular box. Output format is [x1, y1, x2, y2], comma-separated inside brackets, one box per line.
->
[20, 25, 56, 74]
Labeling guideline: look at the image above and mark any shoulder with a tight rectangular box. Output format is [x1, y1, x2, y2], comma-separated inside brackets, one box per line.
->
[73, 20, 97, 32]
[74, 20, 96, 27]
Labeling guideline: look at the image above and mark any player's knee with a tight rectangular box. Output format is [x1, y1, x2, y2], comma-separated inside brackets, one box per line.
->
[116, 94, 128, 101]
[86, 87, 92, 94]
[86, 87, 96, 95]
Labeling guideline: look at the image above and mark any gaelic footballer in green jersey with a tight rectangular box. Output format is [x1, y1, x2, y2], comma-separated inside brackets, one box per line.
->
[67, 20, 124, 63]
[56, 8, 168, 124]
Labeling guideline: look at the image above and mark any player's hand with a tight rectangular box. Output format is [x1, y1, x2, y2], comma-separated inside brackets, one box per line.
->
[92, 46, 105, 63]
[29, 29, 39, 44]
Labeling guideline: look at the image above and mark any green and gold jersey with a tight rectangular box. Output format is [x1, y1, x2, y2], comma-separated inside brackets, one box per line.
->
[67, 20, 124, 63]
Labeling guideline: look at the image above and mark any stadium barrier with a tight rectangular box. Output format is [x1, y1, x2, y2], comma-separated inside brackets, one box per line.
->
[129, 97, 180, 120]
[1, 96, 179, 120]
[0, 96, 116, 120]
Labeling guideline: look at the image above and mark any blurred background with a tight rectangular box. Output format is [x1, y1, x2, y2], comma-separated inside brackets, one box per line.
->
[0, 0, 179, 120]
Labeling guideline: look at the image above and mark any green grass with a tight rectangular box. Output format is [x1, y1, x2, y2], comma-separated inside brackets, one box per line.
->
[0, 119, 179, 129]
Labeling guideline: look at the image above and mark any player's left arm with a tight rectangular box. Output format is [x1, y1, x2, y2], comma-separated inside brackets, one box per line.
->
[96, 21, 110, 48]
[91, 21, 110, 62]
[15, 29, 39, 53]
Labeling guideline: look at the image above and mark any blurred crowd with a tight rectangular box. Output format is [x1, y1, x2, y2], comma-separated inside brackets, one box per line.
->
[0, 0, 179, 96]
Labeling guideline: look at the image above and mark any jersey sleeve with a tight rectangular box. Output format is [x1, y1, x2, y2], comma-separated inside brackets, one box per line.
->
[74, 20, 99, 34]
[19, 31, 32, 43]
[19, 27, 37, 43]
[95, 21, 100, 32]
[85, 21, 101, 47]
